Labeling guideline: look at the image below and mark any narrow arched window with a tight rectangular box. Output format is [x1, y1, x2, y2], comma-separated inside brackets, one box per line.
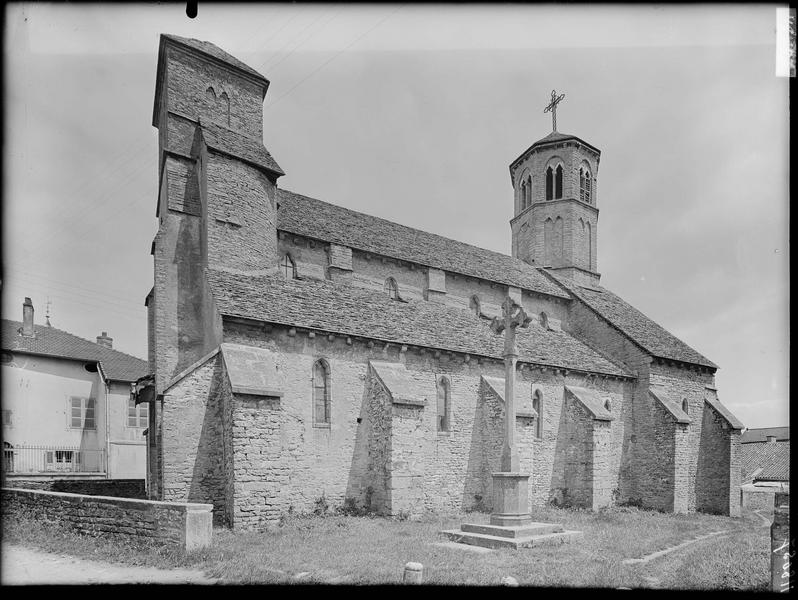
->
[281, 254, 297, 279]
[384, 277, 399, 300]
[469, 295, 481, 317]
[313, 359, 330, 426]
[437, 377, 451, 432]
[206, 86, 216, 102]
[219, 91, 231, 126]
[604, 399, 612, 412]
[682, 398, 689, 415]
[555, 165, 563, 199]
[580, 167, 592, 203]
[519, 180, 526, 211]
[545, 167, 553, 201]
[533, 389, 543, 438]
[585, 171, 592, 203]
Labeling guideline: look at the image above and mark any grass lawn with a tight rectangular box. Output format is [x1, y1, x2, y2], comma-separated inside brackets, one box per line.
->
[2, 503, 772, 588]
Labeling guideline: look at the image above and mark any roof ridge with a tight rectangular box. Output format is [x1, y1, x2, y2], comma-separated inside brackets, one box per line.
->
[277, 188, 554, 278]
[1, 318, 147, 365]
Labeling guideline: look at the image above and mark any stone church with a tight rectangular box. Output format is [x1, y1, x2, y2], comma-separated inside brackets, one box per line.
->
[143, 34, 744, 529]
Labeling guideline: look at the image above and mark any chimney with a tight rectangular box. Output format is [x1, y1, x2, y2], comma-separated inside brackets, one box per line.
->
[767, 435, 777, 443]
[22, 297, 34, 336]
[96, 331, 113, 349]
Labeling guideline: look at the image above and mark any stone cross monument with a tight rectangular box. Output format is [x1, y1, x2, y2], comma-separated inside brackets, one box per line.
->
[488, 297, 534, 527]
[490, 297, 532, 472]
[440, 295, 582, 547]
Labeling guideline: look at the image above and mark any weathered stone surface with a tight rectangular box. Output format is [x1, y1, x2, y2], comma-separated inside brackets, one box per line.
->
[2, 488, 212, 552]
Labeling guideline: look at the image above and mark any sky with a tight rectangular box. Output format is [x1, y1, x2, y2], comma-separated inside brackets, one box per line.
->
[2, 3, 789, 429]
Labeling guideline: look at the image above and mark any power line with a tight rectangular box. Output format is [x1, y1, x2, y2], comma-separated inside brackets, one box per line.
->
[267, 5, 404, 110]
[265, 8, 343, 74]
[4, 265, 147, 310]
[259, 7, 335, 72]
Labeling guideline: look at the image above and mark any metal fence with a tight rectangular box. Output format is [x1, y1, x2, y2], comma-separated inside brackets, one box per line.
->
[2, 445, 105, 474]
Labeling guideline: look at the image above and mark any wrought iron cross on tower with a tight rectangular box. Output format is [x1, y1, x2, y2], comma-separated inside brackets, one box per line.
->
[543, 89, 566, 133]
[490, 296, 532, 472]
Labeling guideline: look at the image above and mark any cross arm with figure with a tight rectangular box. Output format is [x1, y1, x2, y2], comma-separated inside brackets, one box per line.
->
[490, 297, 532, 358]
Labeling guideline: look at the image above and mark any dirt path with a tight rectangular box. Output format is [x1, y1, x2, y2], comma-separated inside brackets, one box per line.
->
[1, 544, 218, 585]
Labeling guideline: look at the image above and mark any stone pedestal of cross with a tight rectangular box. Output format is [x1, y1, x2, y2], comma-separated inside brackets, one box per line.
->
[439, 296, 583, 549]
[488, 297, 534, 527]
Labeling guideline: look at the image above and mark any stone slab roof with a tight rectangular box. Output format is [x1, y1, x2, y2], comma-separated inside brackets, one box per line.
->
[369, 361, 428, 406]
[161, 34, 268, 86]
[565, 385, 614, 421]
[199, 119, 284, 177]
[545, 271, 718, 369]
[480, 376, 537, 417]
[206, 269, 629, 377]
[741, 427, 789, 444]
[1, 320, 149, 382]
[648, 386, 691, 424]
[741, 440, 790, 482]
[276, 189, 568, 299]
[220, 343, 283, 397]
[704, 396, 745, 431]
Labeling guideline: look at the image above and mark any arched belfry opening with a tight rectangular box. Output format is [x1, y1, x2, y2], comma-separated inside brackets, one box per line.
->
[509, 90, 601, 286]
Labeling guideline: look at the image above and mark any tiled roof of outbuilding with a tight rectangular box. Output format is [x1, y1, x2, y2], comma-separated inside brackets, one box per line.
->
[276, 189, 569, 299]
[544, 271, 717, 369]
[206, 269, 629, 377]
[741, 427, 790, 444]
[199, 119, 284, 177]
[741, 441, 790, 482]
[1, 320, 149, 382]
[161, 34, 268, 85]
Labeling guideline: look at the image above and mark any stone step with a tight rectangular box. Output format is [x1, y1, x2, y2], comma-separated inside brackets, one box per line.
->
[440, 528, 583, 550]
[461, 521, 564, 539]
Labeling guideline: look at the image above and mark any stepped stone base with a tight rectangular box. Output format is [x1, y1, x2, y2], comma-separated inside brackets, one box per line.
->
[441, 521, 583, 550]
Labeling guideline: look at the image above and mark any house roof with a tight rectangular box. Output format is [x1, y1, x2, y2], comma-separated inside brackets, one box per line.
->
[740, 440, 790, 482]
[1, 320, 149, 382]
[544, 271, 718, 369]
[741, 427, 790, 444]
[199, 119, 284, 178]
[206, 269, 630, 378]
[275, 189, 569, 299]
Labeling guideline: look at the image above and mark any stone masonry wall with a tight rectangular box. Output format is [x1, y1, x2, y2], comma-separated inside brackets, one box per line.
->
[230, 392, 285, 529]
[204, 151, 278, 274]
[549, 390, 594, 508]
[160, 353, 229, 525]
[695, 402, 740, 516]
[164, 44, 265, 139]
[563, 299, 648, 504]
[2, 487, 212, 552]
[650, 362, 726, 513]
[365, 373, 391, 513]
[273, 233, 570, 325]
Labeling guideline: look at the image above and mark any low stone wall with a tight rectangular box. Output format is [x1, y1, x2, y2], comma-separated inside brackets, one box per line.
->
[4, 478, 146, 499]
[1, 487, 212, 553]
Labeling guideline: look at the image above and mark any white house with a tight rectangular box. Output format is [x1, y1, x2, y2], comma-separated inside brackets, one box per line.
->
[2, 298, 150, 482]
